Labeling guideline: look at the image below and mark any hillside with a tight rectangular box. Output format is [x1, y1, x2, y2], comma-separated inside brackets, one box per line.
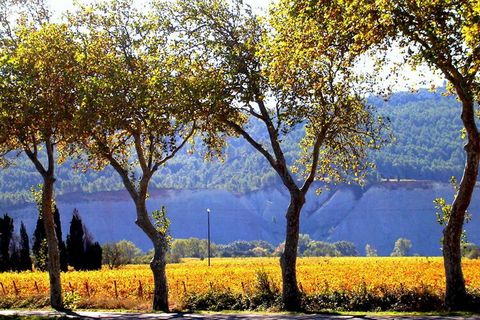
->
[0, 88, 475, 254]
[5, 180, 480, 256]
[0, 89, 465, 206]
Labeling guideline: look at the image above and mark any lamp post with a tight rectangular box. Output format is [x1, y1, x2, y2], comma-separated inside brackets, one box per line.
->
[206, 208, 211, 266]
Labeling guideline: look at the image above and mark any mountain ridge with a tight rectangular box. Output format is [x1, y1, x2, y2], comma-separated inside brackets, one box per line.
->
[3, 180, 478, 256]
[0, 88, 466, 207]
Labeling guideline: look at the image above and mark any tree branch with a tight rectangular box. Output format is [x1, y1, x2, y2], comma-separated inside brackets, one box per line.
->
[224, 119, 278, 170]
[301, 126, 328, 193]
[24, 148, 47, 178]
[152, 123, 196, 173]
[45, 139, 55, 176]
[133, 131, 148, 173]
[98, 141, 139, 202]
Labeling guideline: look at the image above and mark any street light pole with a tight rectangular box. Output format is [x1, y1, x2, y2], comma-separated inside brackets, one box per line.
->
[206, 208, 211, 266]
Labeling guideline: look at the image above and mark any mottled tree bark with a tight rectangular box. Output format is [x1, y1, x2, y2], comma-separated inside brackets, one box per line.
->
[443, 87, 479, 310]
[226, 98, 326, 311]
[151, 240, 169, 310]
[135, 200, 169, 311]
[42, 176, 63, 310]
[26, 141, 63, 310]
[280, 193, 305, 311]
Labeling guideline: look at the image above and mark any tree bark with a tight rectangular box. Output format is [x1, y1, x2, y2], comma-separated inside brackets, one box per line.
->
[280, 192, 305, 311]
[134, 200, 169, 311]
[107, 154, 170, 311]
[151, 238, 168, 311]
[442, 86, 479, 310]
[42, 176, 63, 310]
[443, 144, 479, 309]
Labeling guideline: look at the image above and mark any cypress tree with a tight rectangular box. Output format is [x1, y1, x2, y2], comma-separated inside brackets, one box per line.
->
[32, 214, 48, 271]
[66, 209, 85, 270]
[85, 241, 102, 270]
[66, 209, 102, 270]
[18, 222, 32, 271]
[0, 214, 14, 272]
[54, 206, 68, 272]
[9, 235, 20, 272]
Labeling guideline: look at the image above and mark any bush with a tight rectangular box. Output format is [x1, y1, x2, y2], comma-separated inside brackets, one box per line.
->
[182, 281, 480, 312]
[303, 284, 443, 312]
[183, 269, 281, 311]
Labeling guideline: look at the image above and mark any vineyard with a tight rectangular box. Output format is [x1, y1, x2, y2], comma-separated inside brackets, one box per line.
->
[1, 257, 480, 311]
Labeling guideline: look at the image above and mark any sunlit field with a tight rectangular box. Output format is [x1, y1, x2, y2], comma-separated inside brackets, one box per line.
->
[1, 257, 480, 311]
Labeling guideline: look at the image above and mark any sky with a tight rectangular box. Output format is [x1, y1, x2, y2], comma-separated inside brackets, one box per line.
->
[45, 0, 444, 92]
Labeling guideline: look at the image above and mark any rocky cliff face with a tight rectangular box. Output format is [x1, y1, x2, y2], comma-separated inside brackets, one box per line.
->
[3, 181, 480, 255]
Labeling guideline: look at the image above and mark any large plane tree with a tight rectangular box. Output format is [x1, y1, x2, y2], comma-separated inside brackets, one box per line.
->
[381, 0, 480, 310]
[70, 0, 232, 311]
[0, 14, 80, 309]
[289, 0, 480, 309]
[172, 0, 385, 310]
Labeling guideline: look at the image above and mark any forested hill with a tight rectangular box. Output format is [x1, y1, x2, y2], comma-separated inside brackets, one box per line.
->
[372, 89, 464, 181]
[0, 89, 465, 206]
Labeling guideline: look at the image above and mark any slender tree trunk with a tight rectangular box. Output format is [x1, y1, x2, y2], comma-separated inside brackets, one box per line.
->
[151, 239, 168, 310]
[443, 145, 479, 310]
[280, 192, 305, 311]
[135, 200, 169, 311]
[442, 90, 479, 310]
[42, 176, 63, 310]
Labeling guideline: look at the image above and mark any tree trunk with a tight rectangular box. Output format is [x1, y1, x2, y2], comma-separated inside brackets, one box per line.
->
[443, 144, 479, 310]
[151, 240, 168, 311]
[135, 200, 169, 311]
[442, 86, 479, 310]
[280, 192, 305, 311]
[42, 177, 63, 310]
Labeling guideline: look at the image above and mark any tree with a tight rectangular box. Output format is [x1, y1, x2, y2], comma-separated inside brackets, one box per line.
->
[85, 241, 102, 270]
[365, 244, 378, 257]
[102, 240, 142, 269]
[53, 206, 68, 272]
[334, 241, 359, 257]
[462, 243, 480, 259]
[66, 209, 85, 270]
[0, 214, 13, 272]
[18, 222, 32, 271]
[31, 200, 67, 272]
[390, 238, 412, 257]
[32, 213, 48, 271]
[377, 0, 480, 309]
[70, 0, 221, 310]
[66, 209, 101, 271]
[172, 0, 384, 310]
[9, 234, 20, 272]
[0, 5, 81, 306]
[170, 238, 211, 258]
[297, 234, 312, 255]
[303, 241, 340, 257]
[102, 243, 122, 269]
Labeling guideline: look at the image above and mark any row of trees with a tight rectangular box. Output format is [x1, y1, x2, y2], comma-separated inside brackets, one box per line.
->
[365, 238, 413, 257]
[0, 0, 476, 312]
[105, 236, 424, 268]
[0, 214, 31, 272]
[102, 238, 361, 269]
[0, 208, 101, 273]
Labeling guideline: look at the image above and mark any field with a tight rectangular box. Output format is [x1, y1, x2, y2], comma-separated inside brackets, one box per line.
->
[1, 257, 480, 311]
